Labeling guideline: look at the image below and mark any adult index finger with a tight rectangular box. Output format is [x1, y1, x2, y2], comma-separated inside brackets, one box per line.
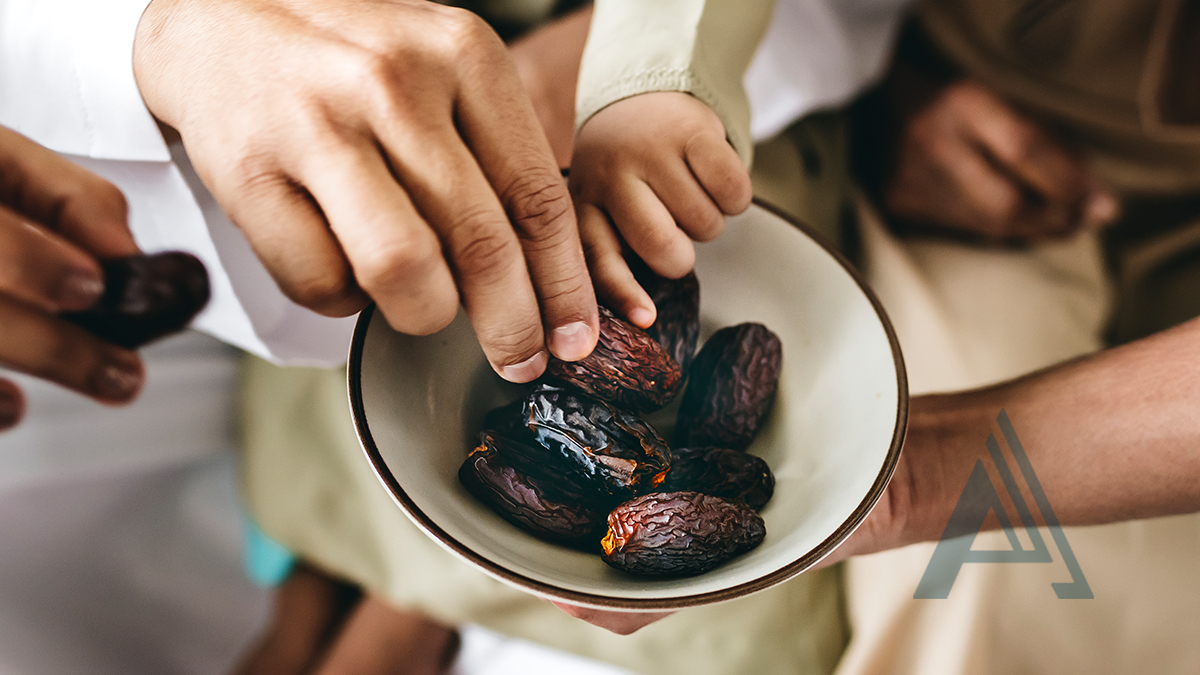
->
[371, 112, 552, 382]
[451, 23, 599, 363]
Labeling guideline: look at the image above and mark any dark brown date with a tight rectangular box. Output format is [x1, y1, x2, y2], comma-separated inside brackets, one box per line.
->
[518, 384, 671, 497]
[629, 258, 701, 373]
[601, 491, 766, 576]
[63, 252, 210, 349]
[657, 447, 774, 510]
[545, 306, 682, 412]
[676, 323, 782, 451]
[459, 431, 611, 548]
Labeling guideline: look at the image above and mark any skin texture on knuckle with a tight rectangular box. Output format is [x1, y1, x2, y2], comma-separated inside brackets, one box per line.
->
[428, 4, 504, 69]
[450, 216, 524, 282]
[626, 216, 694, 279]
[280, 265, 361, 316]
[477, 318, 544, 366]
[684, 131, 751, 213]
[354, 234, 443, 298]
[503, 171, 573, 238]
[675, 200, 726, 242]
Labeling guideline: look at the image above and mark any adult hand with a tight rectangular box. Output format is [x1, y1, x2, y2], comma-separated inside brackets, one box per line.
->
[133, 0, 599, 382]
[882, 80, 1119, 244]
[0, 126, 144, 430]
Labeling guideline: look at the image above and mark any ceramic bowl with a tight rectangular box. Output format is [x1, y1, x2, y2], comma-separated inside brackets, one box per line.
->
[348, 201, 907, 611]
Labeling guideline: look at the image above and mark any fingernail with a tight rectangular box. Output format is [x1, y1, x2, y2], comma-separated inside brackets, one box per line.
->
[500, 350, 548, 384]
[56, 270, 104, 311]
[550, 321, 596, 361]
[1084, 191, 1119, 227]
[92, 356, 144, 402]
[628, 307, 655, 329]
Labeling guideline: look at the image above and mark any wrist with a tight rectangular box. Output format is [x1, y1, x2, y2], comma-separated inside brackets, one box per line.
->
[899, 393, 996, 546]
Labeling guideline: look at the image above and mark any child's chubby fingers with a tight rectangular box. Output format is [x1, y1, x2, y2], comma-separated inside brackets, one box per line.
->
[684, 128, 753, 215]
[577, 202, 655, 329]
[603, 178, 695, 280]
[652, 162, 727, 243]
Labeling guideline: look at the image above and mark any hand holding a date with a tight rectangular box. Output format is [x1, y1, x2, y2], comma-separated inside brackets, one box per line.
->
[0, 126, 145, 430]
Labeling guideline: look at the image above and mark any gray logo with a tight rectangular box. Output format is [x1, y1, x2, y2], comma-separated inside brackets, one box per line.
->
[914, 410, 1091, 599]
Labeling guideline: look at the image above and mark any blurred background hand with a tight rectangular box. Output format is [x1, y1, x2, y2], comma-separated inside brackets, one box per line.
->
[0, 126, 144, 431]
[880, 79, 1118, 244]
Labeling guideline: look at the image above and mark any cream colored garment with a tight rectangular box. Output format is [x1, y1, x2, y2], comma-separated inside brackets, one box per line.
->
[576, 0, 775, 165]
[830, 200, 1200, 675]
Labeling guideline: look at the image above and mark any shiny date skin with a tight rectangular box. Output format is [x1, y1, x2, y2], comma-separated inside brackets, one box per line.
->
[601, 491, 766, 577]
[657, 447, 774, 510]
[459, 431, 611, 548]
[629, 257, 701, 373]
[62, 252, 210, 349]
[676, 323, 783, 451]
[519, 384, 671, 497]
[545, 306, 682, 412]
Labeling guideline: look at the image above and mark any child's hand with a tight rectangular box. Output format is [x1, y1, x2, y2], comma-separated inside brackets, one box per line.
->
[570, 92, 752, 328]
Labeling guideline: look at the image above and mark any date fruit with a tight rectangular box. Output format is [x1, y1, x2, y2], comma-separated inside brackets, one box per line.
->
[545, 306, 682, 412]
[519, 384, 671, 497]
[459, 431, 611, 548]
[601, 491, 766, 576]
[657, 447, 774, 510]
[629, 258, 701, 373]
[676, 323, 782, 451]
[63, 252, 210, 349]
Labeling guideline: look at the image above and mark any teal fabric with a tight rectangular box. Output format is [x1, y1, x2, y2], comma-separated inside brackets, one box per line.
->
[242, 515, 296, 587]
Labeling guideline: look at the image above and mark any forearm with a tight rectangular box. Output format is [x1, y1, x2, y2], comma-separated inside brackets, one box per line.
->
[902, 317, 1200, 545]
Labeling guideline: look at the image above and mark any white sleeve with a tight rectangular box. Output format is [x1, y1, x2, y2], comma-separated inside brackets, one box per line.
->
[0, 0, 355, 366]
[0, 0, 167, 161]
[746, 0, 911, 141]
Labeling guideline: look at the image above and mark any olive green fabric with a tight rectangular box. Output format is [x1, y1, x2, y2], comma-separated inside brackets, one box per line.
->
[240, 114, 854, 675]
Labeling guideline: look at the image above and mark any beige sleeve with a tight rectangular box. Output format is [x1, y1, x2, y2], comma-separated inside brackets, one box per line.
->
[575, 0, 775, 166]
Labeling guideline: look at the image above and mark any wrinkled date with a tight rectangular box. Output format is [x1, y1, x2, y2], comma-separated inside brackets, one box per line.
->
[63, 252, 210, 349]
[601, 491, 766, 576]
[676, 323, 783, 451]
[629, 258, 701, 373]
[658, 447, 775, 510]
[519, 384, 671, 497]
[459, 431, 611, 548]
[545, 306, 682, 412]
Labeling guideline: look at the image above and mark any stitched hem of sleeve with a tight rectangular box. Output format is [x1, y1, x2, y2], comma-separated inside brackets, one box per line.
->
[575, 67, 754, 167]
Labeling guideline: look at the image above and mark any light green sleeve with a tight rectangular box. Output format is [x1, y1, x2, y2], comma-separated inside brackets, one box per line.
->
[575, 0, 775, 166]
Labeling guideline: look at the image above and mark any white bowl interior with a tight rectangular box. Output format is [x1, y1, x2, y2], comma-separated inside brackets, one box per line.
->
[351, 203, 904, 608]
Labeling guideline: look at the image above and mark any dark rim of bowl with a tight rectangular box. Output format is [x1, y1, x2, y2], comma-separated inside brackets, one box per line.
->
[346, 197, 908, 611]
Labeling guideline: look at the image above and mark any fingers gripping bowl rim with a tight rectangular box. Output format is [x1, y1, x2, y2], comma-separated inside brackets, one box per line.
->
[347, 199, 908, 611]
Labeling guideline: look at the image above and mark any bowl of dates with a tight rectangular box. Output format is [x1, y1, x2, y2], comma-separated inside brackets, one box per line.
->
[348, 201, 907, 611]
